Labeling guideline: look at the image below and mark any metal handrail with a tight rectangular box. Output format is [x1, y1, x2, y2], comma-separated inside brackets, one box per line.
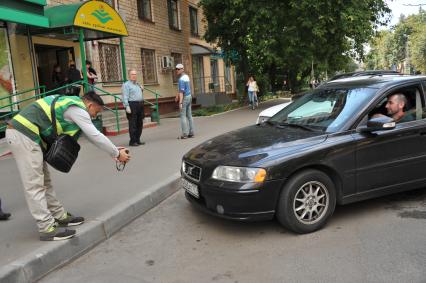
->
[0, 85, 46, 102]
[93, 80, 162, 125]
[0, 85, 47, 132]
[1, 80, 163, 134]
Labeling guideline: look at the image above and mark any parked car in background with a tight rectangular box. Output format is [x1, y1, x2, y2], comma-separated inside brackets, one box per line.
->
[181, 74, 426, 234]
[256, 100, 292, 124]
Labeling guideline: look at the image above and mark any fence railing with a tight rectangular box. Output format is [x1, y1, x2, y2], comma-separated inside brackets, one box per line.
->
[0, 80, 162, 134]
[192, 76, 233, 96]
[0, 85, 47, 132]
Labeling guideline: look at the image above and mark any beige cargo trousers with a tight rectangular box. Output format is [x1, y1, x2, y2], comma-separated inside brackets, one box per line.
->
[6, 128, 66, 232]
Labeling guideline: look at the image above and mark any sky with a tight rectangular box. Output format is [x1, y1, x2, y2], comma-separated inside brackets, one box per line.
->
[386, 0, 426, 26]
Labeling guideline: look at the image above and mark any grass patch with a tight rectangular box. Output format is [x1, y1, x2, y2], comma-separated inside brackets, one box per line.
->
[192, 102, 242, 116]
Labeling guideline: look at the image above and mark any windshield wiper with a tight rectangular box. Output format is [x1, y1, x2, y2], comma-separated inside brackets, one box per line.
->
[277, 122, 318, 132]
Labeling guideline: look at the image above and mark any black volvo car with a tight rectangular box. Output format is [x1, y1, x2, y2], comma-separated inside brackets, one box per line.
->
[181, 75, 426, 234]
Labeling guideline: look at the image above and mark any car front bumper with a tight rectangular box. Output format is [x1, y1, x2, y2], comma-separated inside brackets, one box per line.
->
[183, 177, 285, 222]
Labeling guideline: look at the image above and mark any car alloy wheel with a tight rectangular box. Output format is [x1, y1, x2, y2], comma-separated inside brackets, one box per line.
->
[276, 169, 336, 234]
[293, 181, 329, 225]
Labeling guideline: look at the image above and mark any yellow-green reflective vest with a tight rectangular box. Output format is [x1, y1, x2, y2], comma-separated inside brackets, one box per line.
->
[10, 95, 87, 147]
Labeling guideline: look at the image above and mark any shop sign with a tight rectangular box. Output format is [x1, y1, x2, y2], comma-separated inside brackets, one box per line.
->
[74, 1, 128, 36]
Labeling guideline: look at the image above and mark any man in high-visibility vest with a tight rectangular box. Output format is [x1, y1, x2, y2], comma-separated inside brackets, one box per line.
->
[5, 91, 130, 241]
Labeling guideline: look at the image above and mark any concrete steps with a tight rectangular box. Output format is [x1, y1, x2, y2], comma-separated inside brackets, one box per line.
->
[101, 109, 157, 136]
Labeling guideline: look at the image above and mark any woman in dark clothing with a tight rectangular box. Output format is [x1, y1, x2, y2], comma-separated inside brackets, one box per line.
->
[0, 198, 11, 220]
[52, 64, 65, 94]
[65, 61, 82, 96]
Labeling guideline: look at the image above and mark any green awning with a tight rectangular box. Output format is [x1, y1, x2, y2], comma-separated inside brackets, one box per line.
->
[0, 0, 49, 28]
[24, 0, 47, 5]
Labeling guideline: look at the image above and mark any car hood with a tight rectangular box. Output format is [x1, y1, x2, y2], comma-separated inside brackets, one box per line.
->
[184, 124, 327, 167]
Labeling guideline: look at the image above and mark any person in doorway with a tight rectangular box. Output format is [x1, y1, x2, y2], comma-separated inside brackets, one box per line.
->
[51, 64, 65, 94]
[122, 69, 145, 146]
[0, 198, 11, 221]
[83, 60, 98, 91]
[246, 76, 259, 109]
[175, 64, 194, 139]
[65, 61, 82, 96]
[5, 91, 130, 241]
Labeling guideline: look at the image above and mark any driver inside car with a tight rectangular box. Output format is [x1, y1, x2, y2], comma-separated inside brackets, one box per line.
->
[371, 93, 415, 123]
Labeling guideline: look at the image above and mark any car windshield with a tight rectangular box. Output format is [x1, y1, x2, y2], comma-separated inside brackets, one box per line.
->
[268, 87, 377, 133]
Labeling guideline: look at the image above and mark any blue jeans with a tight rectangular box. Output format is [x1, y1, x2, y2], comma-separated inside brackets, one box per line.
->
[180, 95, 194, 136]
[248, 91, 257, 103]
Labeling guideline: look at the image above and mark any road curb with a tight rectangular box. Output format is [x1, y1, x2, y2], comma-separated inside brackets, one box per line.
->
[0, 173, 181, 283]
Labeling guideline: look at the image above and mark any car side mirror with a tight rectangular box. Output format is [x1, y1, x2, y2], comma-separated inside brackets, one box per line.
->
[358, 116, 396, 133]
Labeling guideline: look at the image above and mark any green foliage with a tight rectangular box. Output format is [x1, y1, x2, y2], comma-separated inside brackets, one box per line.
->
[365, 10, 426, 74]
[200, 0, 390, 92]
[192, 103, 240, 116]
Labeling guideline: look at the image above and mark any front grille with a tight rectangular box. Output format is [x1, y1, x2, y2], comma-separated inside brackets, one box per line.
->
[183, 162, 202, 182]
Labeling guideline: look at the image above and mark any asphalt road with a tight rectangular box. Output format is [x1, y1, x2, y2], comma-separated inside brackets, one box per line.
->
[39, 111, 426, 283]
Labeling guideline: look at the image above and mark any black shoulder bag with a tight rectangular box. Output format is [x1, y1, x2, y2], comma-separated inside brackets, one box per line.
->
[43, 96, 81, 173]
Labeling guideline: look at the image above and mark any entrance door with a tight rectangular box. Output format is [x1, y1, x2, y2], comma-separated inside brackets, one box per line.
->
[35, 44, 75, 91]
[192, 55, 204, 95]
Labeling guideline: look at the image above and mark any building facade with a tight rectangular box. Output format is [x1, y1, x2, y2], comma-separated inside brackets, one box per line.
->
[0, 0, 235, 116]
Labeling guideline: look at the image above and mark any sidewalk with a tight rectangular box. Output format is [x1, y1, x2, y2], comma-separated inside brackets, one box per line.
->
[0, 99, 286, 283]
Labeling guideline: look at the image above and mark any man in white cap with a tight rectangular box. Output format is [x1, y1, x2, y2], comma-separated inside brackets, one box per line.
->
[175, 64, 194, 139]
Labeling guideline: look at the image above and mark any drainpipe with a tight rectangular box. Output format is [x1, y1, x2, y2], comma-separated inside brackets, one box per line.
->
[119, 37, 127, 81]
[79, 28, 88, 92]
[27, 26, 39, 98]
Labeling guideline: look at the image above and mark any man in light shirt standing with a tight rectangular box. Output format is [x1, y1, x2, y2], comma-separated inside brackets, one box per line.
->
[175, 64, 194, 139]
[122, 69, 145, 146]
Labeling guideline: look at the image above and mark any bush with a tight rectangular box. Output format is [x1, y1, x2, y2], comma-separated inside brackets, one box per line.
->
[192, 103, 240, 116]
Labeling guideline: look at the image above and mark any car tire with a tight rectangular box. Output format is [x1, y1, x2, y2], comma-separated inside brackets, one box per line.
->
[276, 169, 336, 234]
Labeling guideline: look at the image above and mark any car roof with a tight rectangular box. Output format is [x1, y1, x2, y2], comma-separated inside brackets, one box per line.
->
[329, 70, 401, 81]
[321, 74, 426, 89]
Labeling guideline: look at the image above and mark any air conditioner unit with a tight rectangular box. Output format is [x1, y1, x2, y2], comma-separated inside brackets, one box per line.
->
[161, 56, 174, 69]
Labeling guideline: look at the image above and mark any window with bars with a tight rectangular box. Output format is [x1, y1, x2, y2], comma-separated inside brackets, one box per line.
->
[141, 48, 157, 84]
[189, 7, 198, 37]
[171, 52, 182, 83]
[137, 0, 152, 21]
[168, 0, 180, 30]
[98, 43, 122, 82]
[102, 0, 117, 9]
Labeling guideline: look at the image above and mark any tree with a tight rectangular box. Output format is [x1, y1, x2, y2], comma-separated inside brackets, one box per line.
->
[365, 10, 426, 74]
[200, 0, 390, 93]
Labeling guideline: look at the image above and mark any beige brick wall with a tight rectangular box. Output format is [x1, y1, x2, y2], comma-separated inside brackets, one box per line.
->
[116, 0, 192, 99]
[40, 0, 234, 100]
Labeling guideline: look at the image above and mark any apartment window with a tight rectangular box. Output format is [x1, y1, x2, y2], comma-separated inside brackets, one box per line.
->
[141, 48, 157, 84]
[99, 43, 122, 82]
[102, 0, 117, 9]
[168, 0, 180, 30]
[137, 0, 152, 21]
[189, 7, 199, 36]
[171, 52, 182, 83]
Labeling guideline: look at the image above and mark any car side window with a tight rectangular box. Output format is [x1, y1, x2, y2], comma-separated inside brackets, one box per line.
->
[363, 86, 423, 125]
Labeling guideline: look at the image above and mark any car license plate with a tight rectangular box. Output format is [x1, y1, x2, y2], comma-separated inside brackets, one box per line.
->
[181, 178, 199, 198]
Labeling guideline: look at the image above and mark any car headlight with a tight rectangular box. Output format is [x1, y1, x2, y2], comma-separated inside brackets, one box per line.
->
[212, 166, 267, 183]
[257, 116, 270, 124]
